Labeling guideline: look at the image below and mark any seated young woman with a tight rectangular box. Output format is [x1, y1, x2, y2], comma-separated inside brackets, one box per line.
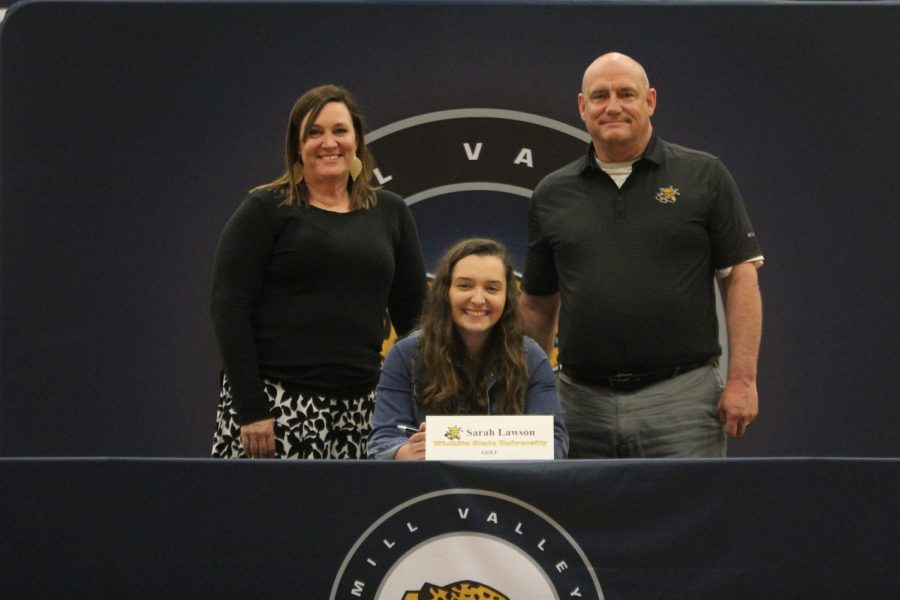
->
[368, 238, 568, 460]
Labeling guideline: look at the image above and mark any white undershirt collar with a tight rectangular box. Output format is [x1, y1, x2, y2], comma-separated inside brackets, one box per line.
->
[596, 156, 638, 189]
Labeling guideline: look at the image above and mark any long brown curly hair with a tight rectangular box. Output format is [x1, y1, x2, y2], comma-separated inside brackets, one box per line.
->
[416, 238, 528, 415]
[252, 84, 377, 209]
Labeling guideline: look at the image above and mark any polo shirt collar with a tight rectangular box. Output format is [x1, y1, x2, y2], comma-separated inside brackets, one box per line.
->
[578, 132, 663, 175]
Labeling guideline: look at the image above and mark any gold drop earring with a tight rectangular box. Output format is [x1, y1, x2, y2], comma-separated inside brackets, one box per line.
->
[350, 155, 363, 181]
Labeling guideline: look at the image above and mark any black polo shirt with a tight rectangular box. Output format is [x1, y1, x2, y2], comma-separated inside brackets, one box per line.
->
[523, 134, 762, 376]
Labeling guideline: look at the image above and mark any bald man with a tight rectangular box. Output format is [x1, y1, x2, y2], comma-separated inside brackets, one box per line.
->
[521, 53, 763, 458]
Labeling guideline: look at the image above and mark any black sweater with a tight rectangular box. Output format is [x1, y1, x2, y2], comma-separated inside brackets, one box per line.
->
[211, 188, 426, 424]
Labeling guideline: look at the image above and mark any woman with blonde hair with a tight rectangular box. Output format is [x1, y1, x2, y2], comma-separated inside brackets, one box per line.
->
[368, 238, 567, 459]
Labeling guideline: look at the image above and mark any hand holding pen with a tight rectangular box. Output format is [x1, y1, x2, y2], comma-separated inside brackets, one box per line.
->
[394, 422, 426, 461]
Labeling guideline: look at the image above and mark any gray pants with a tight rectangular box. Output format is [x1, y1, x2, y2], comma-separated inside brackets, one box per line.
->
[559, 364, 726, 458]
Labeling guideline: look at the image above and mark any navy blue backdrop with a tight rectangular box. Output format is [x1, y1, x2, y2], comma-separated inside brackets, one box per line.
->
[0, 1, 898, 457]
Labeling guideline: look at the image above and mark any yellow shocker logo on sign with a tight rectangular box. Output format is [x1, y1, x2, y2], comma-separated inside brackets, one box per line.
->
[444, 426, 463, 440]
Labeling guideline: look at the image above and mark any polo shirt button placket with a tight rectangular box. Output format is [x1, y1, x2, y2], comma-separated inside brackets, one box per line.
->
[614, 193, 626, 219]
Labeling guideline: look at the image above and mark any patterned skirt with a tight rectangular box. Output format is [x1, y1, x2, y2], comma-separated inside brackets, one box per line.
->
[211, 375, 374, 459]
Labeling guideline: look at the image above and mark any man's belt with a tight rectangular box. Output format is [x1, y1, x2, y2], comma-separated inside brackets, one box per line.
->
[561, 362, 710, 392]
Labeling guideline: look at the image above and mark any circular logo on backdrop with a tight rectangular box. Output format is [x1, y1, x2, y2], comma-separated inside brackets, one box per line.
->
[330, 488, 604, 599]
[366, 108, 589, 274]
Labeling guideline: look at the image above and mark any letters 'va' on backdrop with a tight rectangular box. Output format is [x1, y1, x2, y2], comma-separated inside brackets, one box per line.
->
[0, 1, 897, 457]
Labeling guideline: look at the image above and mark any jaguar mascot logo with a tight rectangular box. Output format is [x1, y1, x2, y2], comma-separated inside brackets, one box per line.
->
[402, 580, 507, 600]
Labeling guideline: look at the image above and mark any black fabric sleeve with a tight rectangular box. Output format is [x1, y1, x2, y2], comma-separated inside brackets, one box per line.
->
[522, 183, 559, 296]
[210, 192, 281, 425]
[707, 159, 763, 270]
[385, 193, 427, 337]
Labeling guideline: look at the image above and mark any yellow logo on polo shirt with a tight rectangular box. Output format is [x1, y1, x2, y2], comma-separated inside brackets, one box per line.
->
[655, 186, 680, 204]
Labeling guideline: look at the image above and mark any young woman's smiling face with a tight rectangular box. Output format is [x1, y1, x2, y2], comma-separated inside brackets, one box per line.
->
[448, 254, 507, 352]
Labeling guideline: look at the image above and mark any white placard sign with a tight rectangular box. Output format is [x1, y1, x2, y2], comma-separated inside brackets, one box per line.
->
[425, 415, 554, 460]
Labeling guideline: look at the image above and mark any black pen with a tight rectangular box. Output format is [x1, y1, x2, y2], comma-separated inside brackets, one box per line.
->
[396, 424, 420, 435]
